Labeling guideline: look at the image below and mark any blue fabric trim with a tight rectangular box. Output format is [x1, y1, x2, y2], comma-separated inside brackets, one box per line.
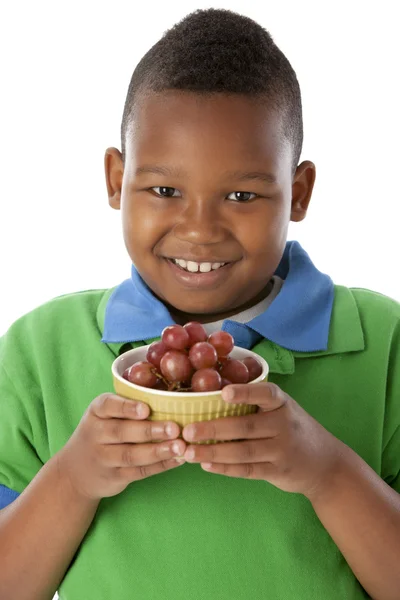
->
[101, 240, 334, 352]
[0, 484, 19, 509]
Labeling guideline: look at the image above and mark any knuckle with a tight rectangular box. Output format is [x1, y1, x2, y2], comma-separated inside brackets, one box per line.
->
[158, 460, 170, 472]
[92, 393, 111, 416]
[242, 417, 256, 437]
[122, 446, 136, 468]
[144, 422, 154, 441]
[206, 443, 217, 462]
[121, 398, 136, 419]
[244, 462, 254, 478]
[268, 382, 279, 398]
[243, 441, 256, 461]
[95, 444, 108, 465]
[243, 383, 252, 402]
[121, 398, 130, 417]
[138, 464, 149, 479]
[92, 418, 109, 442]
[268, 383, 286, 407]
[111, 420, 124, 443]
[116, 466, 130, 482]
[207, 422, 217, 441]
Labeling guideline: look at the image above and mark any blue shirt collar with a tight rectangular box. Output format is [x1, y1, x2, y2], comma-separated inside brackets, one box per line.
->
[101, 240, 334, 352]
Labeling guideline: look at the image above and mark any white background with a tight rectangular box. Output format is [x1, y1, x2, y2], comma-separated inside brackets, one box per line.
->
[1, 0, 399, 338]
[0, 2, 398, 598]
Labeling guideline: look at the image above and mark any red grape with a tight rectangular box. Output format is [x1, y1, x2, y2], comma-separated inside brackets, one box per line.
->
[191, 368, 222, 392]
[183, 321, 207, 346]
[208, 331, 234, 357]
[241, 356, 263, 381]
[189, 342, 218, 370]
[154, 378, 168, 391]
[220, 377, 232, 388]
[146, 340, 168, 369]
[126, 361, 158, 388]
[122, 326, 263, 392]
[160, 350, 194, 383]
[161, 325, 190, 350]
[220, 358, 249, 383]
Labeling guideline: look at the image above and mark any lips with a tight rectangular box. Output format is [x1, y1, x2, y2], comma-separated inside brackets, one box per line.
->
[163, 257, 236, 289]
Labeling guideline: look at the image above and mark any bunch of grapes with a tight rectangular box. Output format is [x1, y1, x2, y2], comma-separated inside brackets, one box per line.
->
[122, 322, 262, 392]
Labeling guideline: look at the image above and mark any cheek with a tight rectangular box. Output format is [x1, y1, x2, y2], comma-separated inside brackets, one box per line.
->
[122, 197, 166, 255]
[236, 201, 290, 258]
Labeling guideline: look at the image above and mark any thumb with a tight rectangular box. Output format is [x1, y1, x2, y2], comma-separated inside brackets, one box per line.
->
[222, 381, 287, 412]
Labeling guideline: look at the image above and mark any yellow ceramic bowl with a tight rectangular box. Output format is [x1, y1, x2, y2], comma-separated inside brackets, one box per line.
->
[112, 345, 269, 441]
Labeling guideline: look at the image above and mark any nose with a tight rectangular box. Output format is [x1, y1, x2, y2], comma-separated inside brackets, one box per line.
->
[172, 195, 227, 245]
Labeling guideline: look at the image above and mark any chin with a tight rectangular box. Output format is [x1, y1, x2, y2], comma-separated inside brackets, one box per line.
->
[168, 298, 229, 317]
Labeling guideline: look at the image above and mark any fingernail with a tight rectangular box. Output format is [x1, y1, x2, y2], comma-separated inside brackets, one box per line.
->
[174, 458, 186, 465]
[185, 448, 195, 461]
[202, 463, 213, 470]
[166, 423, 176, 438]
[172, 441, 182, 455]
[184, 424, 196, 441]
[136, 403, 147, 417]
[222, 387, 234, 402]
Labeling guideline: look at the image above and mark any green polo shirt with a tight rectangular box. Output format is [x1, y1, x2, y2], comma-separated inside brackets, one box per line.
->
[0, 284, 399, 599]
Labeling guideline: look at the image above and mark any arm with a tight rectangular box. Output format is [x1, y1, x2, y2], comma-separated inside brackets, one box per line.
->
[0, 453, 99, 600]
[0, 393, 186, 600]
[181, 382, 400, 600]
[307, 445, 400, 600]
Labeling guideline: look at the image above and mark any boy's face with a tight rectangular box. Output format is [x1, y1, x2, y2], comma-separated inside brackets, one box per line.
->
[105, 91, 315, 322]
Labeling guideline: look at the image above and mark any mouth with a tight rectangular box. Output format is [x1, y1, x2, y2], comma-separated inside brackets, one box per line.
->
[167, 257, 229, 273]
[163, 257, 238, 288]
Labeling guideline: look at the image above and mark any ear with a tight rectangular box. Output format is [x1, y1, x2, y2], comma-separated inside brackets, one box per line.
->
[290, 160, 316, 222]
[104, 147, 124, 210]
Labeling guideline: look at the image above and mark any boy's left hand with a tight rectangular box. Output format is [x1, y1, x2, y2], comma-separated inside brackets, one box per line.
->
[182, 382, 346, 500]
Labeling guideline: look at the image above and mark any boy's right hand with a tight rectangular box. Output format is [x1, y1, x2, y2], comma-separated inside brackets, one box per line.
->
[57, 394, 187, 501]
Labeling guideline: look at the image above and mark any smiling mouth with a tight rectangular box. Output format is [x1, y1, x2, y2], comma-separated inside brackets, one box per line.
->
[166, 258, 230, 273]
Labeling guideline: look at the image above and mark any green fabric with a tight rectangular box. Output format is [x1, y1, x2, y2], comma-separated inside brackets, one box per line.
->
[0, 285, 399, 599]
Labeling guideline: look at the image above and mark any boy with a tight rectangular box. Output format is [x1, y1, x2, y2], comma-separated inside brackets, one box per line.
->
[0, 7, 399, 600]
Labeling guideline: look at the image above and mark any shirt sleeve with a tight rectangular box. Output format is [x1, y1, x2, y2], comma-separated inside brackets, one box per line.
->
[381, 317, 400, 494]
[0, 333, 45, 497]
[0, 484, 20, 509]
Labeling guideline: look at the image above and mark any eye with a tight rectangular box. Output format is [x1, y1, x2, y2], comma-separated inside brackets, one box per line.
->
[151, 186, 182, 198]
[227, 191, 257, 202]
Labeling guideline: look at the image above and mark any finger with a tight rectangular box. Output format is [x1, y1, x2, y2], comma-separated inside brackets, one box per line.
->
[182, 411, 279, 443]
[118, 457, 186, 483]
[184, 438, 277, 464]
[91, 394, 150, 420]
[200, 461, 274, 480]
[102, 438, 187, 468]
[222, 382, 287, 412]
[96, 418, 181, 444]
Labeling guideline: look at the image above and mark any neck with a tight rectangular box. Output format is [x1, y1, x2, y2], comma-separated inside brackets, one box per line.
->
[166, 279, 274, 326]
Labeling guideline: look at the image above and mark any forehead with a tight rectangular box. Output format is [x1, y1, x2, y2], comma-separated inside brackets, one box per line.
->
[125, 91, 291, 176]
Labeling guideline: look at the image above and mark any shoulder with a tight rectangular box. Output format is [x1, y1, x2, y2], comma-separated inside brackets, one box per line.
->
[335, 284, 400, 323]
[348, 286, 399, 314]
[332, 285, 400, 355]
[0, 288, 113, 364]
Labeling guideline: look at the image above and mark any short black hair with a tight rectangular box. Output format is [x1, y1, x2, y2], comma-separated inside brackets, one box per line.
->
[121, 8, 303, 176]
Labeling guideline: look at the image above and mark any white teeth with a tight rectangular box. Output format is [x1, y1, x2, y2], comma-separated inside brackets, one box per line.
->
[186, 261, 199, 273]
[199, 262, 212, 273]
[173, 259, 226, 272]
